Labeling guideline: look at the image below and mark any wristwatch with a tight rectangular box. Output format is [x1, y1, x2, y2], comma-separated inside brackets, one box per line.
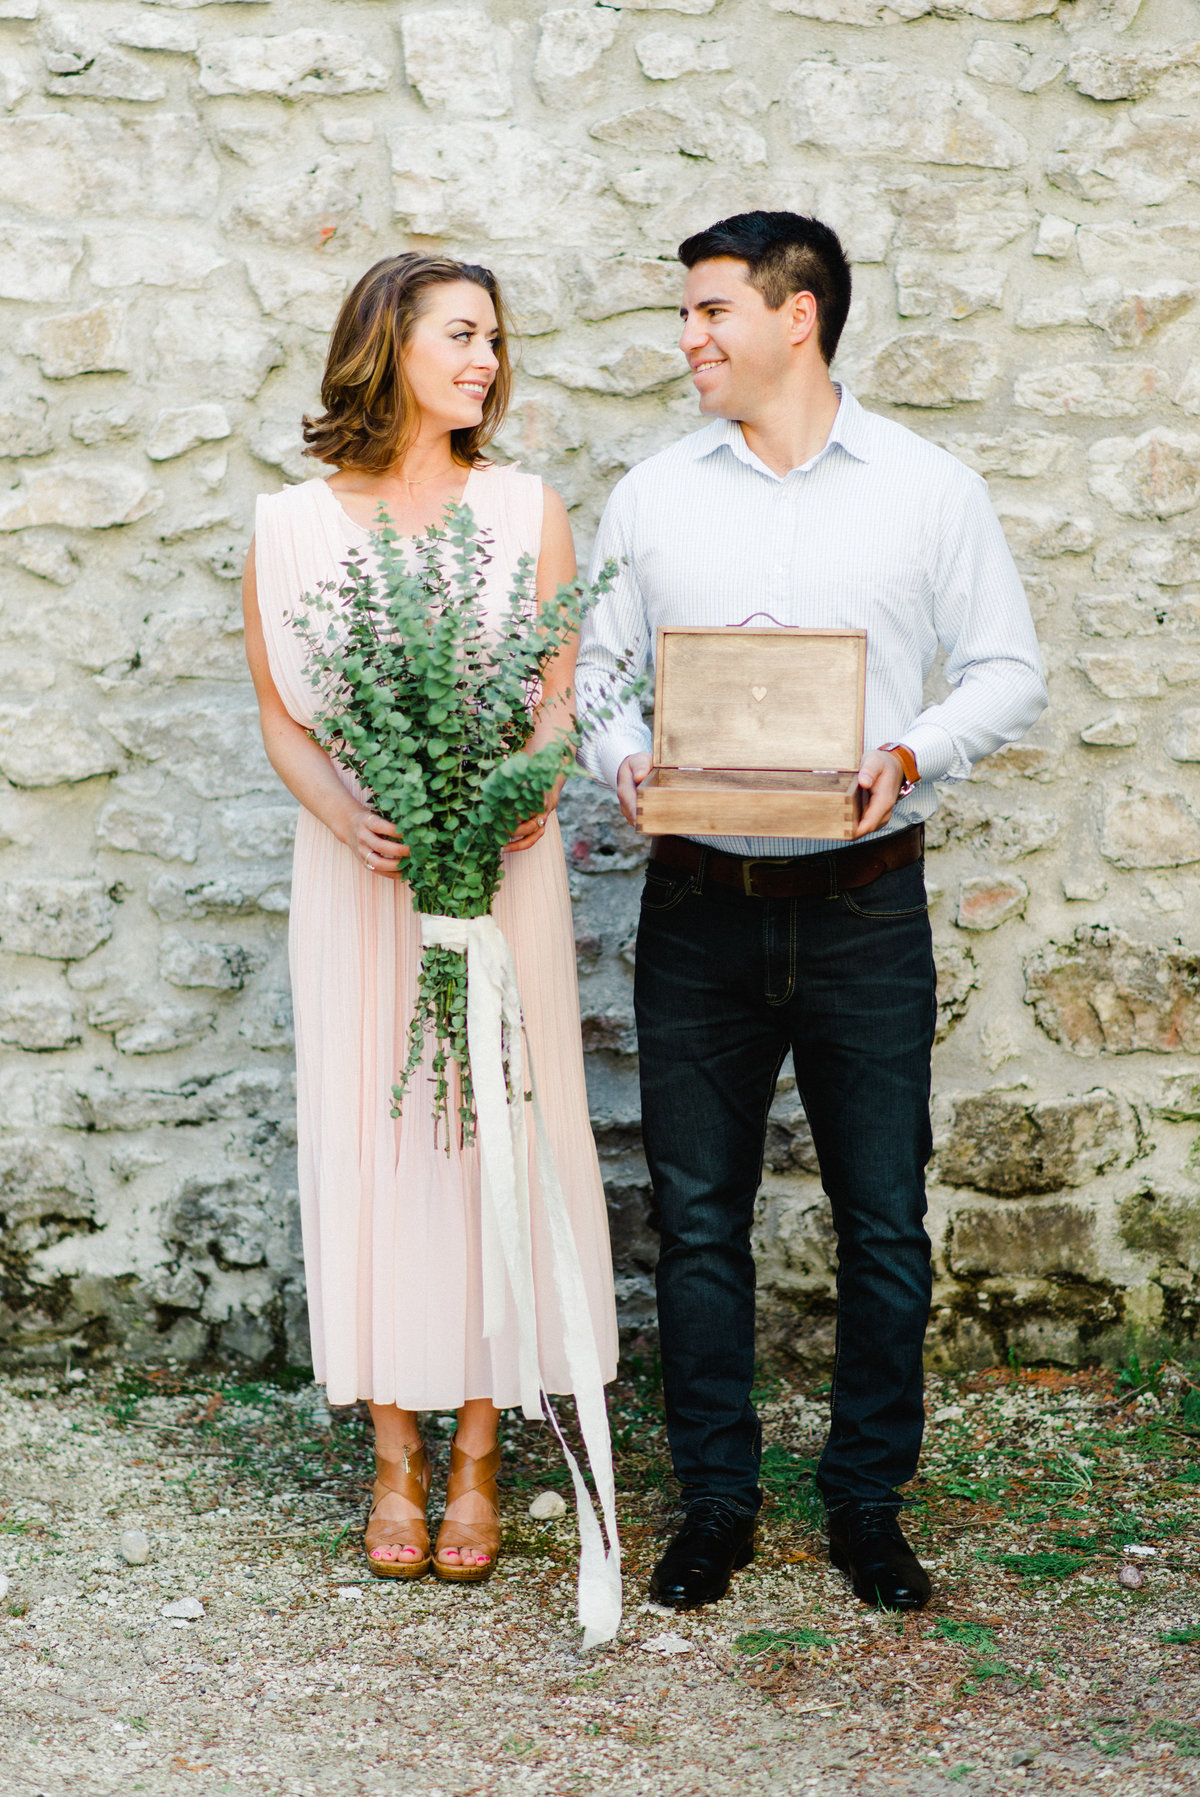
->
[880, 742, 919, 796]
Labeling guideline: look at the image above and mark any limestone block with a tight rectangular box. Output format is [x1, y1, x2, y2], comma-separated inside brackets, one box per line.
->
[0, 1138, 92, 1225]
[0, 397, 51, 460]
[88, 234, 227, 292]
[480, 257, 562, 337]
[1033, 215, 1076, 260]
[926, 789, 1058, 858]
[1124, 533, 1200, 587]
[810, 174, 895, 264]
[44, 43, 166, 104]
[1016, 280, 1195, 348]
[771, 0, 930, 19]
[938, 430, 1071, 479]
[934, 941, 978, 1039]
[995, 504, 1094, 559]
[635, 33, 730, 79]
[111, 15, 199, 52]
[106, 703, 274, 801]
[1014, 363, 1165, 419]
[1119, 1187, 1200, 1271]
[0, 461, 160, 532]
[77, 1068, 285, 1133]
[859, 333, 996, 408]
[570, 255, 681, 321]
[0, 114, 219, 220]
[1074, 594, 1159, 638]
[1067, 46, 1200, 104]
[22, 301, 131, 378]
[1060, 0, 1144, 32]
[244, 258, 348, 332]
[590, 100, 766, 166]
[1099, 789, 1200, 869]
[218, 806, 297, 860]
[96, 800, 200, 863]
[1027, 927, 1200, 1056]
[390, 123, 615, 241]
[1048, 113, 1200, 209]
[0, 878, 116, 961]
[159, 933, 260, 992]
[888, 177, 1032, 253]
[150, 301, 283, 403]
[0, 222, 83, 304]
[225, 156, 365, 252]
[0, 54, 31, 109]
[1076, 652, 1160, 699]
[966, 39, 1063, 91]
[145, 406, 231, 464]
[167, 1173, 270, 1268]
[199, 30, 389, 98]
[529, 341, 688, 397]
[493, 395, 584, 465]
[248, 420, 310, 484]
[1088, 431, 1200, 523]
[786, 61, 1027, 170]
[400, 9, 511, 116]
[4, 533, 78, 585]
[939, 1089, 1134, 1195]
[238, 989, 295, 1052]
[0, 991, 82, 1052]
[0, 705, 119, 788]
[894, 262, 1003, 320]
[956, 872, 1028, 931]
[86, 992, 216, 1056]
[1177, 364, 1200, 416]
[147, 872, 283, 922]
[142, 1264, 205, 1310]
[612, 0, 715, 10]
[1153, 1074, 1200, 1120]
[1166, 709, 1200, 763]
[69, 407, 136, 448]
[534, 6, 620, 106]
[949, 1200, 1097, 1276]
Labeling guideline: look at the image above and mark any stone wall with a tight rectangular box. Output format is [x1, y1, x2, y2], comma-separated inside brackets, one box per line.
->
[2, 0, 1199, 1376]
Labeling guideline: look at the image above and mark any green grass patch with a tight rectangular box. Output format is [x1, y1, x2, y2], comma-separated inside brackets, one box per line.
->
[992, 1551, 1088, 1581]
[1159, 1625, 1200, 1646]
[1092, 1726, 1134, 1758]
[758, 1444, 823, 1528]
[946, 1764, 974, 1782]
[1148, 1720, 1200, 1757]
[932, 1619, 997, 1651]
[1174, 1464, 1200, 1484]
[734, 1626, 833, 1656]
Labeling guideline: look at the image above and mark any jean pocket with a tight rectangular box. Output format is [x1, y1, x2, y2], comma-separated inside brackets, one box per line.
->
[640, 865, 694, 913]
[841, 860, 928, 920]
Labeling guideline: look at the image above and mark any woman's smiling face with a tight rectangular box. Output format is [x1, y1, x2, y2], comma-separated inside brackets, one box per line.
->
[402, 279, 501, 434]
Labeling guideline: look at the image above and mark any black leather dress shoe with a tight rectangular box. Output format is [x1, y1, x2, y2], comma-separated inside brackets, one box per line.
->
[648, 1499, 756, 1609]
[827, 1502, 931, 1611]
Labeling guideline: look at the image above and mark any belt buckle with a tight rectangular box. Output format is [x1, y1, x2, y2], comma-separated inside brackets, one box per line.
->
[741, 859, 766, 897]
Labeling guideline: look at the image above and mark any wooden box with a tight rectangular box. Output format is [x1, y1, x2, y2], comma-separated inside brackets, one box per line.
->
[635, 626, 867, 840]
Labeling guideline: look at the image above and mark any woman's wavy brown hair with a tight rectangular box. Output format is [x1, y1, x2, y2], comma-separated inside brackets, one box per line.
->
[302, 253, 512, 472]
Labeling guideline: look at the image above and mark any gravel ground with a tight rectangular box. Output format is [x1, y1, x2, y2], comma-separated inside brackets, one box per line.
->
[0, 1357, 1197, 1797]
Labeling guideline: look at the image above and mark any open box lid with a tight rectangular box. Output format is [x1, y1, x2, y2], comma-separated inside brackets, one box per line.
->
[652, 626, 867, 772]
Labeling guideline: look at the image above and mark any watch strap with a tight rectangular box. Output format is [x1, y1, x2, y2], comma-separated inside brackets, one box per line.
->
[880, 741, 919, 794]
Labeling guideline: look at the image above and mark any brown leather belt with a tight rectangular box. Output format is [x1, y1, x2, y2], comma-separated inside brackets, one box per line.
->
[649, 824, 924, 900]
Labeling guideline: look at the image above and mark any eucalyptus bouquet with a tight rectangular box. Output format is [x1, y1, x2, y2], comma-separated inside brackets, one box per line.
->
[291, 502, 619, 1145]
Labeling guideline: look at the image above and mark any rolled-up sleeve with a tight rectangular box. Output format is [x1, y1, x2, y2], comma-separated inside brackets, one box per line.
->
[575, 478, 653, 791]
[902, 472, 1048, 784]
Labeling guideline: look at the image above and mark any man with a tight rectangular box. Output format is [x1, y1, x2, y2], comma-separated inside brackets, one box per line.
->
[575, 211, 1046, 1612]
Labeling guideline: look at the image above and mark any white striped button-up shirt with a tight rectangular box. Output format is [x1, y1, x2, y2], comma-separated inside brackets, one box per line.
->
[575, 386, 1048, 858]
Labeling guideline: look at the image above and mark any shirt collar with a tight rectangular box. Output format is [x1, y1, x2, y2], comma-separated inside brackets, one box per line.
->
[686, 384, 872, 475]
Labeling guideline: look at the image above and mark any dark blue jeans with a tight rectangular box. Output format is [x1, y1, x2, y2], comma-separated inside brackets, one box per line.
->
[634, 849, 937, 1516]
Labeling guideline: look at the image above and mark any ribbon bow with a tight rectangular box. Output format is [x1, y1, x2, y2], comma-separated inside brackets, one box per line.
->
[419, 912, 622, 1648]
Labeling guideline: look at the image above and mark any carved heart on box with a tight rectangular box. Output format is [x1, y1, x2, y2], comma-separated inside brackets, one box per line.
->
[751, 686, 767, 702]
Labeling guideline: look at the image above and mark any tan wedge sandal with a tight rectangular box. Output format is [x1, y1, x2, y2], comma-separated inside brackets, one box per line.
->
[433, 1439, 502, 1583]
[365, 1442, 432, 1580]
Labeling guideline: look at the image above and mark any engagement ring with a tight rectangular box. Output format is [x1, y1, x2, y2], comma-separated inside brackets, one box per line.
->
[366, 855, 373, 871]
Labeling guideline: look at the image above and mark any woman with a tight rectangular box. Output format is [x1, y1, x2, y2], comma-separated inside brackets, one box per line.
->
[243, 254, 619, 1585]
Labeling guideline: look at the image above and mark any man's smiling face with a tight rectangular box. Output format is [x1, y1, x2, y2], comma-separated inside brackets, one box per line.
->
[678, 258, 800, 421]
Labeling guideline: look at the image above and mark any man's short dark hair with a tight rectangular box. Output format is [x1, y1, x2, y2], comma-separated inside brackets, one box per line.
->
[677, 211, 852, 365]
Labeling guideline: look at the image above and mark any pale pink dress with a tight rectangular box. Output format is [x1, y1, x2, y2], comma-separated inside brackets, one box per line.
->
[253, 465, 619, 1410]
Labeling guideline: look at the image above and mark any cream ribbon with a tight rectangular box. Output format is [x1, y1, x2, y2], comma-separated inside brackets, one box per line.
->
[418, 911, 622, 1648]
